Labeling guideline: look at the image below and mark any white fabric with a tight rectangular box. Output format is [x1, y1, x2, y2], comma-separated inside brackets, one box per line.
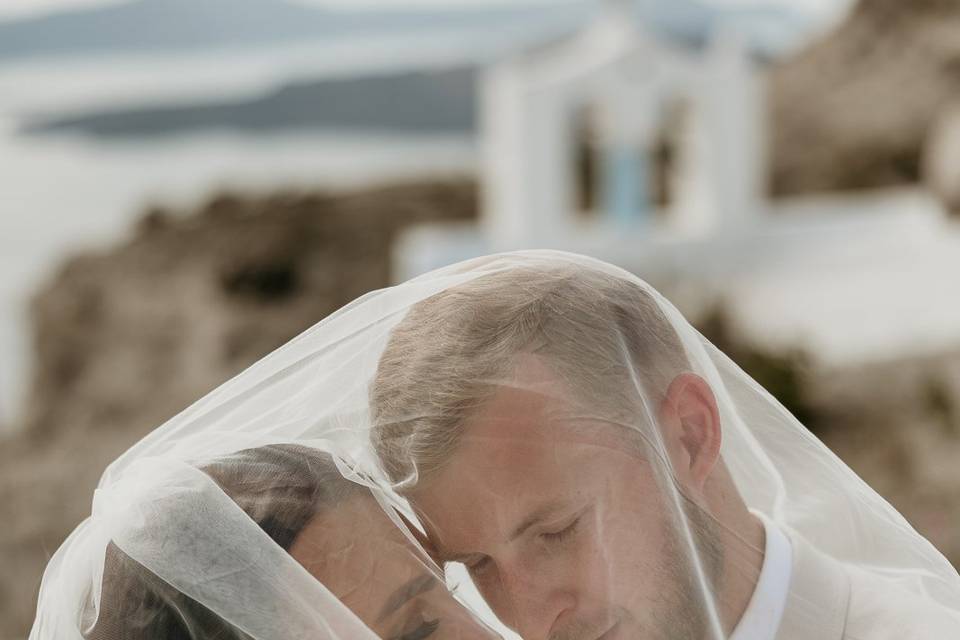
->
[25, 250, 960, 640]
[730, 513, 792, 640]
[780, 528, 960, 639]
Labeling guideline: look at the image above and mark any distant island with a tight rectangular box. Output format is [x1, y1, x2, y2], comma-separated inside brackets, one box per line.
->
[7, 0, 808, 140]
[21, 66, 479, 138]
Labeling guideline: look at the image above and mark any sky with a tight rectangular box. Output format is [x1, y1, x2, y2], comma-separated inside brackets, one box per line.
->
[0, 0, 849, 22]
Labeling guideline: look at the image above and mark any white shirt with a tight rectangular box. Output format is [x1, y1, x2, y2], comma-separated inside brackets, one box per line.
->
[729, 512, 793, 640]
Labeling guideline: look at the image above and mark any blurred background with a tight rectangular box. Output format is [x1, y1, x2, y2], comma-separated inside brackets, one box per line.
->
[3, 0, 960, 636]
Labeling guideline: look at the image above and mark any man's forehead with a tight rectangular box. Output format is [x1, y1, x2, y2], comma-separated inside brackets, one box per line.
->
[464, 357, 581, 435]
[467, 353, 657, 456]
[411, 355, 647, 547]
[457, 409, 586, 481]
[460, 388, 632, 466]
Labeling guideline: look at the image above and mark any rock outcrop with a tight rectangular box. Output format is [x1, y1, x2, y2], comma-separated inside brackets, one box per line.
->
[769, 0, 960, 200]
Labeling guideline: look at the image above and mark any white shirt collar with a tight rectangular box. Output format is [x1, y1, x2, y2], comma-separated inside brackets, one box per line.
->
[729, 512, 793, 640]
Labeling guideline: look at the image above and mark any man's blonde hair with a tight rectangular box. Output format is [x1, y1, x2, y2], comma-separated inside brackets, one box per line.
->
[370, 262, 689, 487]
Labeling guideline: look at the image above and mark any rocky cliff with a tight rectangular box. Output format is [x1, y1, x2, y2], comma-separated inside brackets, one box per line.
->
[769, 0, 960, 198]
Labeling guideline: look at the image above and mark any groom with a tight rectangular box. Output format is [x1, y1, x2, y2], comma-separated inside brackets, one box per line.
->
[370, 260, 958, 639]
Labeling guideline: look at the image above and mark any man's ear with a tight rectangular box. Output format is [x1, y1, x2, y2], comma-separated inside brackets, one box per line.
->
[658, 372, 722, 493]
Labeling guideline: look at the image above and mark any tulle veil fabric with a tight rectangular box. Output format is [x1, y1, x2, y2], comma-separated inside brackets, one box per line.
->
[28, 250, 960, 640]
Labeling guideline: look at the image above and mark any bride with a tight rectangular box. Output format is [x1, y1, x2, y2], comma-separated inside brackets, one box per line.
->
[85, 444, 496, 640]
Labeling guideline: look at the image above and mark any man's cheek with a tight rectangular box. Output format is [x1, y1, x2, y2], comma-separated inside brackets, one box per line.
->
[577, 529, 615, 597]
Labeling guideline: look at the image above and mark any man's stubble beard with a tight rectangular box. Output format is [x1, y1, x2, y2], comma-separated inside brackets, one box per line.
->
[651, 498, 726, 640]
[615, 426, 727, 640]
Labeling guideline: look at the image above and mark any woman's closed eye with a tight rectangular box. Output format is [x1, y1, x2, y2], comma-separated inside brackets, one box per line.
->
[392, 617, 440, 640]
[466, 555, 492, 575]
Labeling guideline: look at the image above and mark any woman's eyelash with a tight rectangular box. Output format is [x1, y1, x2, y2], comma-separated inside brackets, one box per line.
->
[541, 516, 581, 542]
[398, 618, 440, 640]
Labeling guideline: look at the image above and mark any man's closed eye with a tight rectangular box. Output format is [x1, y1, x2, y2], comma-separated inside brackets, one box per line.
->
[540, 515, 581, 544]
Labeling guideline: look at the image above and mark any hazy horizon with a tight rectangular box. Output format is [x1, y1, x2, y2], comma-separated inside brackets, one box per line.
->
[0, 0, 849, 23]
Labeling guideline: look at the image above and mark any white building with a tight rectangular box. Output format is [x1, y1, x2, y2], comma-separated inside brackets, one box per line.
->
[399, 1, 767, 270]
[481, 0, 764, 245]
[394, 0, 960, 368]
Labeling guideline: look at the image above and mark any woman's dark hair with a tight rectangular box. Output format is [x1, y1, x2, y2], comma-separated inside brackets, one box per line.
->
[86, 444, 365, 639]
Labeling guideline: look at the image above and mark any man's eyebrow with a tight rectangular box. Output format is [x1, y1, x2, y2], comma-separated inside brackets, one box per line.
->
[376, 572, 438, 622]
[508, 499, 568, 542]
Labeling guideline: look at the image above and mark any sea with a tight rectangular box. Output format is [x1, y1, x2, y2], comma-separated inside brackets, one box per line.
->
[0, 29, 529, 428]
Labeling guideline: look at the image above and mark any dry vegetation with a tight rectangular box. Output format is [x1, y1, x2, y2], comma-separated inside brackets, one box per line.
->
[770, 0, 960, 199]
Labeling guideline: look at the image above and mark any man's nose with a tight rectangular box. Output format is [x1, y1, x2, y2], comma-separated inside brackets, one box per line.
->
[461, 622, 505, 640]
[495, 563, 579, 640]
[447, 616, 507, 640]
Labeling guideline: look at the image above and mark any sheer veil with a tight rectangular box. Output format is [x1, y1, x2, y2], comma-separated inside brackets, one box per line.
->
[29, 250, 960, 639]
